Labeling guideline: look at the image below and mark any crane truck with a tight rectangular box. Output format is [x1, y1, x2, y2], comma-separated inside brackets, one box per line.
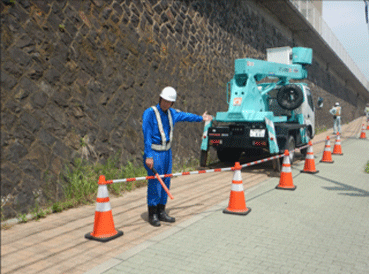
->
[200, 46, 322, 171]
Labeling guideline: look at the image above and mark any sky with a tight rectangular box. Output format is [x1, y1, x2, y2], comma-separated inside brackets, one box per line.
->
[322, 1, 369, 83]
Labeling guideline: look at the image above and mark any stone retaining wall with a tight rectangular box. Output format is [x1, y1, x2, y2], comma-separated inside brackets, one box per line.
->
[1, 0, 365, 219]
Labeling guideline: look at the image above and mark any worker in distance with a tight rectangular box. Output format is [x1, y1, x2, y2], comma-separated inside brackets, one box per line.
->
[142, 87, 213, 227]
[329, 102, 341, 135]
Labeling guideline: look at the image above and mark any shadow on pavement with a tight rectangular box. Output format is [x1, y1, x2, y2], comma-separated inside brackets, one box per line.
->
[313, 174, 369, 197]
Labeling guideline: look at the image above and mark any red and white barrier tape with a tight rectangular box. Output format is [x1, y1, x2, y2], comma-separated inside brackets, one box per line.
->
[111, 166, 235, 184]
[107, 137, 333, 185]
[240, 154, 284, 169]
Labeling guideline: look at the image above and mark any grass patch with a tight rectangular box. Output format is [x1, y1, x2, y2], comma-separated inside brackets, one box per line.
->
[1, 154, 148, 225]
[55, 154, 203, 212]
[315, 126, 328, 135]
[2, 153, 203, 226]
[172, 157, 200, 173]
[17, 213, 28, 223]
[31, 201, 47, 221]
[365, 161, 369, 174]
[60, 155, 148, 209]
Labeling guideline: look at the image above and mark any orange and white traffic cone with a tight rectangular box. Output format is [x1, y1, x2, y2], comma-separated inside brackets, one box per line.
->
[301, 141, 319, 174]
[223, 162, 251, 215]
[276, 150, 296, 190]
[366, 122, 369, 130]
[332, 132, 343, 155]
[359, 124, 367, 139]
[320, 136, 334, 163]
[85, 175, 123, 242]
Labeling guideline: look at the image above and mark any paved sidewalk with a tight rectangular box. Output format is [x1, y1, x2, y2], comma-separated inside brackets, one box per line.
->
[1, 117, 367, 274]
[86, 118, 369, 274]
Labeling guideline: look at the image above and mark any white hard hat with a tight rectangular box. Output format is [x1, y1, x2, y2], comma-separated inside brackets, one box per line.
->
[160, 86, 177, 102]
[335, 102, 339, 106]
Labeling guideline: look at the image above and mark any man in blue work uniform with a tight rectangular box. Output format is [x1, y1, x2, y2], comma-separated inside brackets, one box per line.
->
[142, 86, 213, 227]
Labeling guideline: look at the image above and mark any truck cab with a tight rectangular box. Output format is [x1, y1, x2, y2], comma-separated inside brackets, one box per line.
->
[268, 83, 315, 139]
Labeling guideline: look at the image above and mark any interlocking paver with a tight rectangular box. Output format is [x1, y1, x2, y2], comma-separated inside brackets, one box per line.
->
[81, 118, 369, 274]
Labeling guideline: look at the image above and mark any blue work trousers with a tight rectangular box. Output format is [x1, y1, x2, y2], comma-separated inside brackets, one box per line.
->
[143, 149, 172, 206]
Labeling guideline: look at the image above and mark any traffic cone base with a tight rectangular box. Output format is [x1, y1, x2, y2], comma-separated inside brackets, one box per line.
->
[301, 170, 319, 174]
[276, 150, 296, 190]
[223, 162, 251, 216]
[276, 185, 296, 190]
[85, 230, 123, 243]
[223, 207, 251, 215]
[320, 159, 334, 163]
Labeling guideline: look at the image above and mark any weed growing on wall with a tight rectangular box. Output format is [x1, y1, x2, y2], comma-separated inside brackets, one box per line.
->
[61, 155, 148, 208]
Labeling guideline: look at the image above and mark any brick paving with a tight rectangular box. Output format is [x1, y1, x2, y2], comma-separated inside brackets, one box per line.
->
[1, 117, 367, 274]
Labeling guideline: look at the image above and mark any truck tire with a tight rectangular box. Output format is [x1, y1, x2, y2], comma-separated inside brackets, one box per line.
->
[274, 135, 295, 172]
[300, 128, 311, 157]
[272, 156, 282, 172]
[277, 85, 304, 110]
[217, 148, 242, 163]
[200, 150, 208, 167]
[300, 146, 308, 158]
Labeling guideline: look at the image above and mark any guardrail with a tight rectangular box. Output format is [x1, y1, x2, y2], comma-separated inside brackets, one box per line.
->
[289, 0, 369, 91]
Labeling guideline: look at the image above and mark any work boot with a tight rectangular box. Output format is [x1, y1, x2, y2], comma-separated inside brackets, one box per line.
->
[148, 206, 160, 227]
[157, 204, 175, 223]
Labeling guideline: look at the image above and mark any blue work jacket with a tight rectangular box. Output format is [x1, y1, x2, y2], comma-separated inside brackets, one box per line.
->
[142, 104, 203, 158]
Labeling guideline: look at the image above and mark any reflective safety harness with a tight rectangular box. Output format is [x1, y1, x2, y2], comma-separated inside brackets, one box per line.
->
[334, 106, 341, 116]
[151, 106, 173, 151]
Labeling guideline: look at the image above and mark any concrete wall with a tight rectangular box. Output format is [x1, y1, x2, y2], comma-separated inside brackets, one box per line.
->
[1, 0, 366, 219]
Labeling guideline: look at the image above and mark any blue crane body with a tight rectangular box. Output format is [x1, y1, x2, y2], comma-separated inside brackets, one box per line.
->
[200, 47, 318, 168]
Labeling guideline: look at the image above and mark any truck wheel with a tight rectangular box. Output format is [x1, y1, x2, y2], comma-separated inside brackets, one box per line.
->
[300, 128, 311, 157]
[277, 85, 304, 110]
[287, 135, 295, 163]
[300, 147, 307, 158]
[274, 135, 295, 172]
[200, 150, 208, 167]
[272, 157, 282, 172]
[217, 148, 242, 163]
